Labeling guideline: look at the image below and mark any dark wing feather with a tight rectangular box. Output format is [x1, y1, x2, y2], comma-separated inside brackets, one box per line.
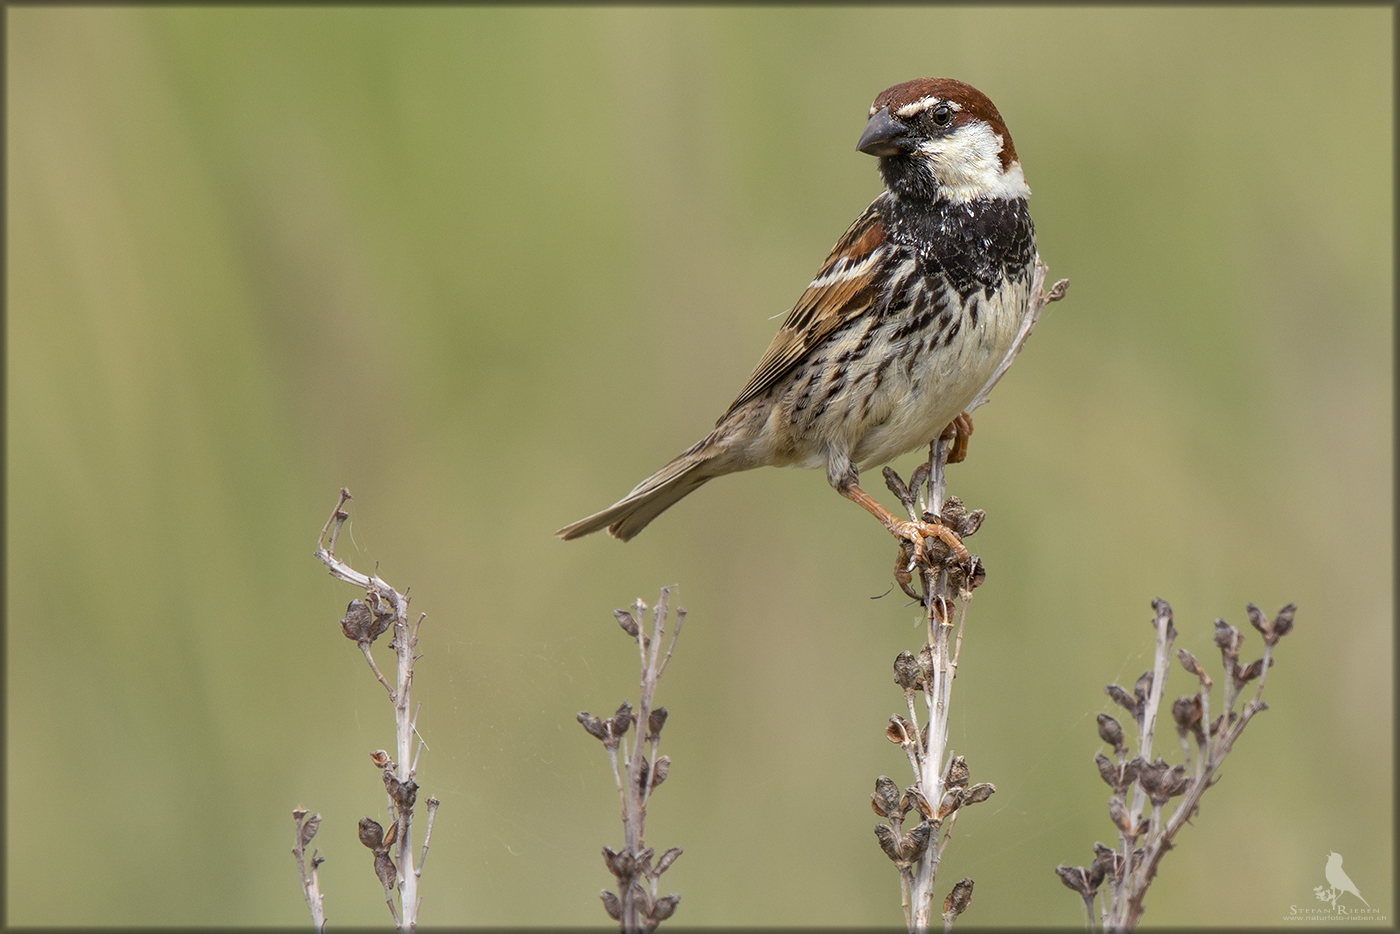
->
[723, 200, 894, 417]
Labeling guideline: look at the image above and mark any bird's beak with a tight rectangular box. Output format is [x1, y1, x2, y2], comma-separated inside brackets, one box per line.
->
[857, 106, 913, 157]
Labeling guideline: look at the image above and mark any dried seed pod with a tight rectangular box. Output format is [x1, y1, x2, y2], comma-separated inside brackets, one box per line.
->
[382, 818, 399, 848]
[1086, 845, 1120, 890]
[874, 824, 901, 862]
[1133, 671, 1153, 706]
[883, 466, 914, 511]
[340, 599, 381, 644]
[1095, 753, 1120, 790]
[939, 496, 967, 533]
[650, 756, 670, 789]
[1105, 683, 1138, 717]
[917, 644, 935, 681]
[961, 783, 995, 806]
[1136, 759, 1169, 803]
[370, 749, 392, 768]
[634, 847, 655, 875]
[1177, 649, 1210, 686]
[374, 849, 397, 891]
[358, 816, 384, 850]
[1150, 598, 1176, 639]
[958, 508, 985, 538]
[945, 755, 970, 789]
[893, 651, 923, 691]
[299, 812, 321, 847]
[1086, 856, 1107, 890]
[1271, 603, 1296, 642]
[578, 712, 609, 741]
[366, 591, 396, 630]
[943, 877, 974, 920]
[1234, 657, 1272, 688]
[886, 716, 914, 746]
[383, 773, 418, 809]
[935, 789, 961, 820]
[965, 555, 987, 590]
[1172, 694, 1205, 743]
[610, 702, 634, 737]
[648, 707, 669, 738]
[602, 845, 634, 879]
[1245, 603, 1269, 640]
[600, 890, 622, 921]
[1164, 764, 1190, 798]
[901, 821, 933, 861]
[1096, 714, 1125, 752]
[1108, 797, 1132, 835]
[1122, 756, 1144, 788]
[1214, 618, 1242, 658]
[905, 788, 933, 821]
[1093, 841, 1123, 885]
[650, 894, 679, 922]
[872, 776, 901, 818]
[1055, 865, 1092, 897]
[925, 534, 952, 566]
[656, 847, 683, 875]
[613, 608, 640, 638]
[909, 464, 930, 504]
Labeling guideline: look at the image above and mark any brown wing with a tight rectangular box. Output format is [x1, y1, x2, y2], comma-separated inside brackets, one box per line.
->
[723, 199, 894, 417]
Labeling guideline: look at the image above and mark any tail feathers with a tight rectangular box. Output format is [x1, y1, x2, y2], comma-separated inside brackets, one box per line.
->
[557, 454, 715, 542]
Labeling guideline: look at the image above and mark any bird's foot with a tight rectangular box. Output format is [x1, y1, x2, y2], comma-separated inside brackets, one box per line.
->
[940, 411, 974, 465]
[890, 517, 970, 567]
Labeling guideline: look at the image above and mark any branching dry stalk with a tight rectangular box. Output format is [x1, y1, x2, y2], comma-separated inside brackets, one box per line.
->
[1056, 598, 1296, 931]
[292, 806, 326, 932]
[297, 488, 440, 932]
[871, 260, 1066, 934]
[578, 588, 685, 933]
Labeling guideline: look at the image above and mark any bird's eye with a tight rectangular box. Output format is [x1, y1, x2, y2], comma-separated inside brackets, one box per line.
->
[931, 104, 953, 127]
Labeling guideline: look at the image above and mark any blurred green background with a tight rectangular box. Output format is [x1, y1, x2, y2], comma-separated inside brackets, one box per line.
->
[8, 6, 1391, 927]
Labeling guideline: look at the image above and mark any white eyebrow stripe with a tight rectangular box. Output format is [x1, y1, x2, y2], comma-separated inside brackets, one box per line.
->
[894, 97, 961, 119]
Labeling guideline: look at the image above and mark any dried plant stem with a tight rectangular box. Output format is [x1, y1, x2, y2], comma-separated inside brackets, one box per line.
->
[579, 588, 685, 932]
[1057, 599, 1294, 931]
[871, 261, 1064, 933]
[310, 488, 441, 932]
[292, 807, 326, 931]
[875, 439, 987, 934]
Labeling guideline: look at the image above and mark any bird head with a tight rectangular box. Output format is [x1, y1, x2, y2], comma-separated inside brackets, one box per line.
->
[858, 78, 1029, 205]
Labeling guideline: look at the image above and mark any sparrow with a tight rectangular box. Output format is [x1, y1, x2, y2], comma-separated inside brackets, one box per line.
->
[558, 78, 1036, 557]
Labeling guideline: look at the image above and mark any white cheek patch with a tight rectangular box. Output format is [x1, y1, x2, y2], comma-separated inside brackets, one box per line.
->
[916, 122, 1031, 203]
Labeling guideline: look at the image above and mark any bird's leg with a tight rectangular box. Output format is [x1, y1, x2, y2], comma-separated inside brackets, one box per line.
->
[840, 481, 970, 566]
[940, 412, 974, 465]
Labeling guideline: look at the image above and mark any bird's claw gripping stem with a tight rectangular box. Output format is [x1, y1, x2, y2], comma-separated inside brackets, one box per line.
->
[892, 518, 970, 566]
[840, 480, 970, 569]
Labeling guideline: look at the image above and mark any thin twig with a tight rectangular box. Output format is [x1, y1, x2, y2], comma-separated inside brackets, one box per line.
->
[307, 490, 437, 932]
[579, 588, 685, 932]
[291, 807, 326, 932]
[1058, 601, 1294, 930]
